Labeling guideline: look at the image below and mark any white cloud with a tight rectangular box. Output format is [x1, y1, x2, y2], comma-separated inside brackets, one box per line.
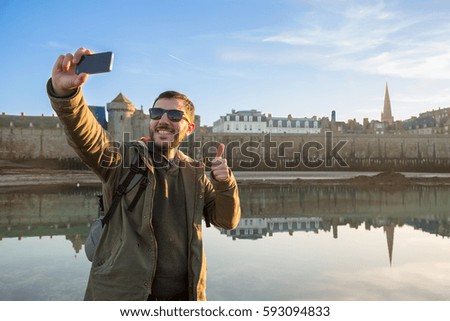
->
[263, 34, 315, 46]
[220, 1, 450, 80]
[338, 42, 450, 79]
[396, 87, 450, 107]
[43, 41, 71, 50]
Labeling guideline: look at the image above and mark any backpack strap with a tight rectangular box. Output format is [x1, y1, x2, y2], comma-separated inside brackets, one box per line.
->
[204, 211, 211, 228]
[101, 158, 148, 227]
[128, 174, 150, 212]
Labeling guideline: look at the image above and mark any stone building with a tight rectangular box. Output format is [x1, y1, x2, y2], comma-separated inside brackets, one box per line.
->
[0, 112, 75, 160]
[213, 109, 267, 133]
[415, 107, 450, 134]
[3, 83, 450, 172]
[403, 116, 439, 135]
[106, 93, 150, 141]
[419, 107, 450, 124]
[212, 109, 320, 134]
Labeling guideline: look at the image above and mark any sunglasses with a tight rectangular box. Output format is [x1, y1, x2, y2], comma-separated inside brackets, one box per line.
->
[149, 108, 191, 123]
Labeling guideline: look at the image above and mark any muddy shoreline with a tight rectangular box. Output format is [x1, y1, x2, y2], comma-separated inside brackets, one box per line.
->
[2, 167, 450, 193]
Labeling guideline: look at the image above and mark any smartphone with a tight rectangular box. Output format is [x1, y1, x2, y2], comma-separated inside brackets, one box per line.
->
[75, 51, 114, 75]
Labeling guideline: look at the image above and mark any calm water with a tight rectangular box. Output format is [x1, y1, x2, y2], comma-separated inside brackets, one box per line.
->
[0, 183, 449, 300]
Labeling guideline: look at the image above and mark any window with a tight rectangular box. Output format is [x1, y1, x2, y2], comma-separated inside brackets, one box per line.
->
[249, 116, 253, 122]
[244, 124, 247, 130]
[226, 124, 230, 131]
[257, 116, 261, 122]
[314, 121, 318, 128]
[287, 121, 291, 128]
[244, 116, 248, 121]
[236, 115, 239, 121]
[296, 121, 300, 128]
[269, 120, 273, 127]
[278, 120, 282, 127]
[305, 121, 309, 128]
[226, 115, 230, 121]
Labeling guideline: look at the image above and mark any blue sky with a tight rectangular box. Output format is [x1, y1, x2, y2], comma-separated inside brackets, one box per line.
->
[1, 0, 450, 126]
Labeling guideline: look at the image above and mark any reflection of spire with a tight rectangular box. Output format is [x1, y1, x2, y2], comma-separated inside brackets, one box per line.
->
[384, 223, 395, 266]
[332, 218, 339, 239]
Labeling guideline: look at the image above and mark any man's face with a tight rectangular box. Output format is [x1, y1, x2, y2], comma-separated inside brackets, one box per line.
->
[149, 98, 195, 149]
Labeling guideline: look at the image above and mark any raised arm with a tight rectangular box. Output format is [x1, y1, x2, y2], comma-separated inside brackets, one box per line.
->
[47, 48, 120, 182]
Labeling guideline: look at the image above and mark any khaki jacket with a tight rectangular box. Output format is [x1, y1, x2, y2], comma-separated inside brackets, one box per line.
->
[47, 80, 241, 300]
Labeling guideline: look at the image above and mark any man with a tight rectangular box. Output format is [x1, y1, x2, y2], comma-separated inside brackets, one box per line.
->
[47, 48, 241, 300]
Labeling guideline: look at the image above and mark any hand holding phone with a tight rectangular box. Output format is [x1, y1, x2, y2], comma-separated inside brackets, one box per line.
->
[51, 48, 113, 97]
[75, 51, 114, 75]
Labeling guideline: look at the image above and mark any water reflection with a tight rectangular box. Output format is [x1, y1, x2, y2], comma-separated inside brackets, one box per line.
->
[224, 185, 450, 237]
[219, 185, 449, 270]
[0, 185, 99, 253]
[1, 183, 449, 300]
[1, 184, 449, 254]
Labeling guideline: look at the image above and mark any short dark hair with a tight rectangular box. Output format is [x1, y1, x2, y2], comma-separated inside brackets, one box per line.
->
[152, 91, 195, 124]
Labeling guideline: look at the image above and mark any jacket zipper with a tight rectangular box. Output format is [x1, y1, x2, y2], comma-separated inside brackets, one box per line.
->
[188, 166, 199, 299]
[147, 167, 158, 295]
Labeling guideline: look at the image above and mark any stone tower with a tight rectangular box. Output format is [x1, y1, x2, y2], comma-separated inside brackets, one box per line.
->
[106, 93, 136, 141]
[381, 82, 394, 124]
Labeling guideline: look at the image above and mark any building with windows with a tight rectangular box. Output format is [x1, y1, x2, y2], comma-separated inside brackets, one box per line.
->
[212, 109, 267, 133]
[213, 109, 320, 134]
[419, 107, 450, 124]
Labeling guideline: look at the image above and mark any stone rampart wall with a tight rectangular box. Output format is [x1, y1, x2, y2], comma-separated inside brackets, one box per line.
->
[191, 132, 450, 171]
[2, 127, 450, 171]
[0, 127, 77, 159]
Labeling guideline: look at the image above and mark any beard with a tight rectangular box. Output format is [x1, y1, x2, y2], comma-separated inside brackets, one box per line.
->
[149, 125, 186, 151]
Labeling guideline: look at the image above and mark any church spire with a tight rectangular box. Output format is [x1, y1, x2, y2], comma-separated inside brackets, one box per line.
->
[381, 82, 394, 124]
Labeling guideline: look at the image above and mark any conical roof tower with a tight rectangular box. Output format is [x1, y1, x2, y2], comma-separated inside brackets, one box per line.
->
[107, 92, 136, 140]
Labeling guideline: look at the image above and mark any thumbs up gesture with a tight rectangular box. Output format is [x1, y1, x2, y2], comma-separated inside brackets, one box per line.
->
[211, 143, 230, 182]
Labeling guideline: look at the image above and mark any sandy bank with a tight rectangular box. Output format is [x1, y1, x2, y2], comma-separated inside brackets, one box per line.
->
[2, 167, 450, 189]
